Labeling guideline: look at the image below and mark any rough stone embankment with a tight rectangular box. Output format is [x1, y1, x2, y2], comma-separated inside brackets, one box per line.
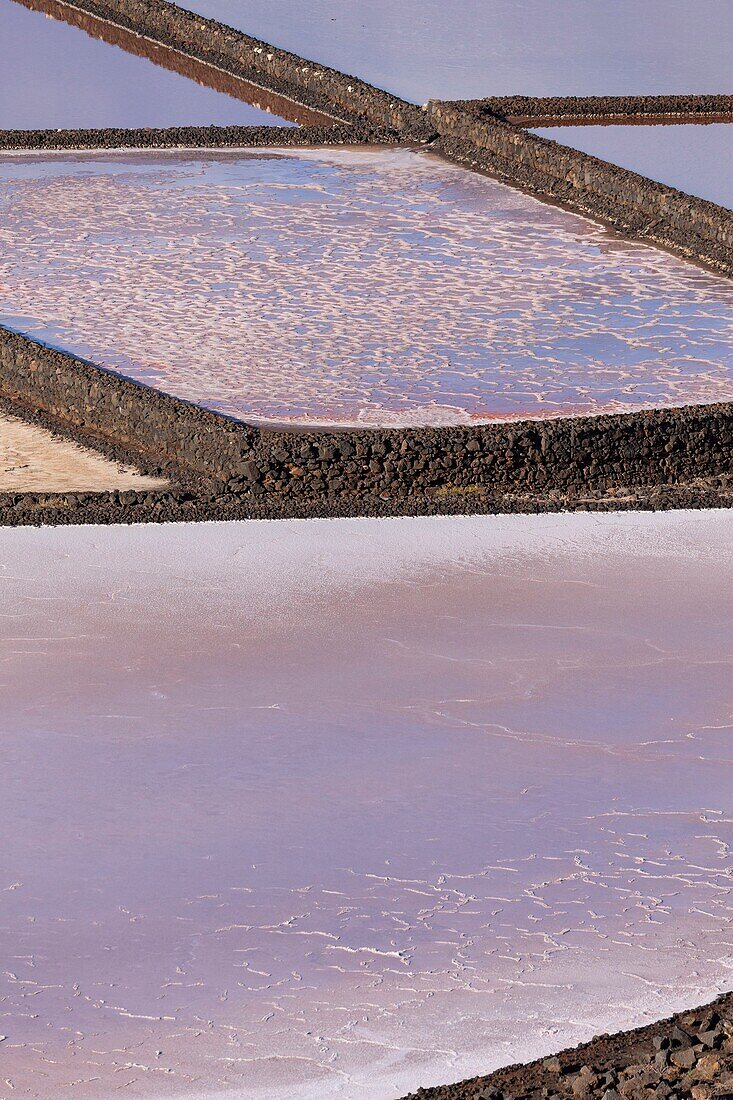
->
[468, 94, 733, 124]
[2, 327, 733, 522]
[402, 993, 733, 1100]
[3, 7, 733, 523]
[0, 122, 376, 151]
[15, 0, 433, 137]
[428, 101, 733, 278]
[4, 475, 733, 527]
[9, 2, 733, 284]
[13, 0, 341, 127]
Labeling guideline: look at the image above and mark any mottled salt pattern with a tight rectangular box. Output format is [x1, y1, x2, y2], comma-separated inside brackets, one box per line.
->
[0, 0, 293, 129]
[170, 0, 733, 102]
[0, 412, 167, 491]
[1, 512, 733, 1099]
[533, 124, 733, 212]
[1, 148, 733, 427]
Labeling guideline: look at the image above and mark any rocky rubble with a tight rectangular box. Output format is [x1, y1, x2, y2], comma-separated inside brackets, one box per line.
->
[402, 994, 733, 1100]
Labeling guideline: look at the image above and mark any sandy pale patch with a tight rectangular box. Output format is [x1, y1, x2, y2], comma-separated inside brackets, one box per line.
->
[0, 412, 167, 492]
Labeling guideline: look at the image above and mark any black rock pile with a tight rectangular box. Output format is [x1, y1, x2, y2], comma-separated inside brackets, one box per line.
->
[403, 993, 733, 1100]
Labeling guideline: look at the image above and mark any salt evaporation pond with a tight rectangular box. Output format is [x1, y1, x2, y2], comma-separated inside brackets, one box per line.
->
[533, 124, 733, 211]
[1, 511, 733, 1099]
[0, 0, 295, 129]
[169, 0, 733, 102]
[1, 147, 732, 427]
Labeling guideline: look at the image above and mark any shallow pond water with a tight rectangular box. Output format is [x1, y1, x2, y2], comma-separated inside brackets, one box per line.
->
[0, 0, 296, 129]
[1, 510, 733, 1098]
[532, 123, 733, 211]
[168, 0, 733, 103]
[1, 146, 732, 427]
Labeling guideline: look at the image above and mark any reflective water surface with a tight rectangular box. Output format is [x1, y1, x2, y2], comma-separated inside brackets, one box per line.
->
[169, 0, 733, 103]
[1, 511, 733, 1098]
[533, 123, 733, 211]
[0, 412, 167, 491]
[1, 147, 732, 427]
[0, 0, 295, 129]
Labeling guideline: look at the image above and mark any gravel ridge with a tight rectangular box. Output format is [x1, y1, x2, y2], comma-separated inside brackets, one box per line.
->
[401, 993, 733, 1100]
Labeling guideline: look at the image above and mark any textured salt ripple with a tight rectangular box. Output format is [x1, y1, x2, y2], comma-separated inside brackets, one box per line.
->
[0, 512, 732, 1098]
[1, 148, 732, 428]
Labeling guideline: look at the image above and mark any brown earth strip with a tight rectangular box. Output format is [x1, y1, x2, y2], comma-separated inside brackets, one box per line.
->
[400, 991, 733, 1100]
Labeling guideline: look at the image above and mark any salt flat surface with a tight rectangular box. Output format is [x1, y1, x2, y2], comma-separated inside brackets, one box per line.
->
[1, 147, 732, 427]
[0, 411, 167, 492]
[170, 0, 733, 103]
[1, 510, 733, 1098]
[0, 0, 293, 129]
[533, 124, 733, 211]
